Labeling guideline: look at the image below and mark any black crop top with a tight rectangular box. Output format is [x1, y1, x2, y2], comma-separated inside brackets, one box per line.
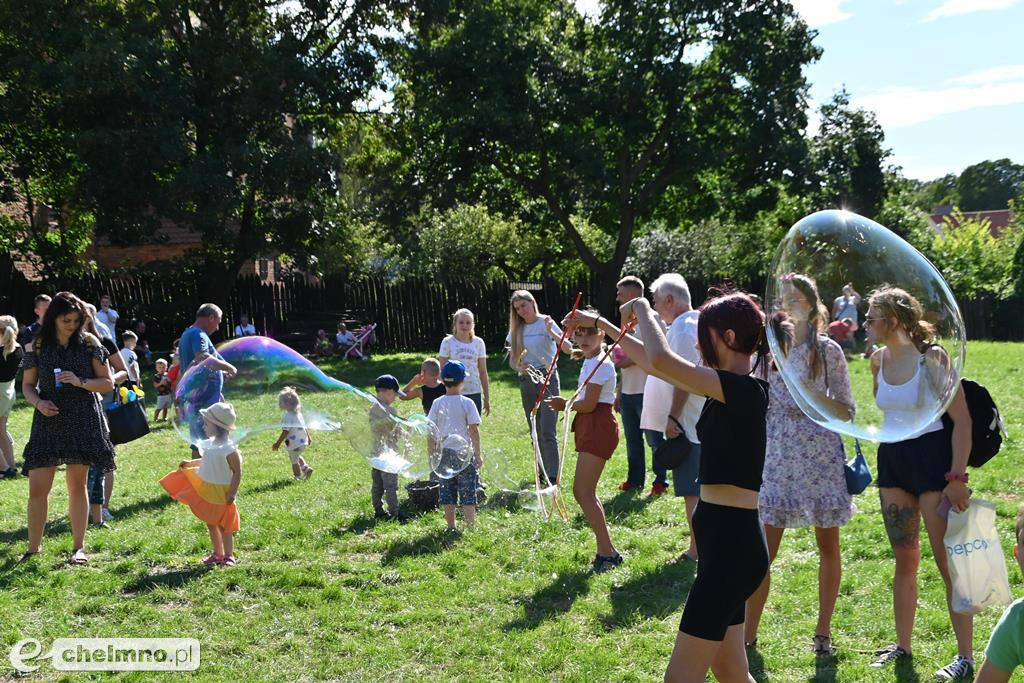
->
[696, 369, 770, 492]
[0, 346, 24, 383]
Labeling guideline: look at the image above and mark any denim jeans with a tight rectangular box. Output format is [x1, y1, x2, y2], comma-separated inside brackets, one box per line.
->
[643, 429, 669, 486]
[464, 392, 483, 415]
[619, 393, 647, 487]
[87, 465, 105, 506]
[519, 372, 561, 484]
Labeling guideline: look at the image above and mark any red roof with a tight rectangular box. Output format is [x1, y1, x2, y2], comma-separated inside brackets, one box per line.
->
[928, 209, 1013, 237]
[93, 218, 203, 246]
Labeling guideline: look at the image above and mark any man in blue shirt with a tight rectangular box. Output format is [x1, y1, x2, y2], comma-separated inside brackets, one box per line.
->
[179, 304, 237, 441]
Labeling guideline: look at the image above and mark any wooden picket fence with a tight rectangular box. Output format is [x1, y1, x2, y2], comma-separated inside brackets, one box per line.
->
[3, 268, 1022, 351]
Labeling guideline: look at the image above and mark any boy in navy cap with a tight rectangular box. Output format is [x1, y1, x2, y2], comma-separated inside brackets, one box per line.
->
[369, 374, 405, 521]
[427, 360, 483, 531]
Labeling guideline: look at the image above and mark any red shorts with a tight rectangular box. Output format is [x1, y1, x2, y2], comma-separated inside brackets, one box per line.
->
[572, 403, 619, 460]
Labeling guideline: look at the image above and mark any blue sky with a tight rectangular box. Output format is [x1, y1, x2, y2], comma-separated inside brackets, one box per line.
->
[796, 0, 1024, 180]
[574, 0, 1024, 181]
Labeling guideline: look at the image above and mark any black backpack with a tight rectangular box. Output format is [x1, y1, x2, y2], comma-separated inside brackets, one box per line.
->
[941, 378, 1005, 468]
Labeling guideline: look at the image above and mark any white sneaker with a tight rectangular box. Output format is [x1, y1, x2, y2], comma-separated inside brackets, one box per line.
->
[101, 507, 113, 521]
[935, 655, 974, 681]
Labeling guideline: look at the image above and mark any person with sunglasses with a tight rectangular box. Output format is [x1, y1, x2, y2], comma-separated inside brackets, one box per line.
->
[865, 286, 975, 680]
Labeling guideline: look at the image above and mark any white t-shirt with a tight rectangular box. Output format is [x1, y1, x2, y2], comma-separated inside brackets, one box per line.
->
[640, 310, 705, 443]
[282, 411, 309, 451]
[94, 318, 115, 342]
[438, 335, 487, 395]
[235, 324, 256, 337]
[833, 295, 859, 323]
[578, 355, 616, 404]
[197, 438, 240, 486]
[506, 318, 561, 369]
[336, 331, 355, 346]
[614, 344, 648, 395]
[427, 394, 481, 445]
[97, 308, 119, 329]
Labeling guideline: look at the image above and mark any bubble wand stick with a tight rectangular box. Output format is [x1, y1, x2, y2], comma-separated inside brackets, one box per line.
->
[529, 291, 582, 519]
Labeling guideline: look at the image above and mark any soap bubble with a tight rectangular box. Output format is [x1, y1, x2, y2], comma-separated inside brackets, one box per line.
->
[519, 485, 559, 513]
[481, 447, 534, 495]
[430, 434, 473, 479]
[766, 210, 966, 443]
[368, 412, 436, 479]
[172, 337, 435, 471]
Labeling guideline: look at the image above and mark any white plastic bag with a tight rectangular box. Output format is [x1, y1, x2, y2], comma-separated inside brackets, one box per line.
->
[944, 499, 1012, 615]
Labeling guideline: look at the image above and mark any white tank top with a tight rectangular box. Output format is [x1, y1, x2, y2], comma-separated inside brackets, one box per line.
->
[197, 438, 239, 485]
[875, 351, 943, 438]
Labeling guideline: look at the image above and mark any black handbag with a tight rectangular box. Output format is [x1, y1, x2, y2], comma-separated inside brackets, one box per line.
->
[105, 399, 150, 445]
[653, 415, 692, 470]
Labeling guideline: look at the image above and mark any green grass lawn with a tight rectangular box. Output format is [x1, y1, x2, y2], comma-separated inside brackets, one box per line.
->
[1, 342, 1022, 681]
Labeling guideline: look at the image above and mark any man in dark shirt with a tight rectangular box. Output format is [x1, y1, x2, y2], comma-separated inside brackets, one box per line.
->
[17, 294, 51, 349]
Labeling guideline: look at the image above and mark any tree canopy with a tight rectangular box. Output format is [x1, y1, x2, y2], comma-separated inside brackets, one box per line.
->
[386, 0, 819, 311]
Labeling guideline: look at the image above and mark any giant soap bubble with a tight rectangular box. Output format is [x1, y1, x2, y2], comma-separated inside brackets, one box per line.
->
[173, 337, 437, 470]
[766, 210, 966, 443]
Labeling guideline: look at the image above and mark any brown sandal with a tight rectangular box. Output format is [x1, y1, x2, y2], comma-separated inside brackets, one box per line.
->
[813, 634, 835, 656]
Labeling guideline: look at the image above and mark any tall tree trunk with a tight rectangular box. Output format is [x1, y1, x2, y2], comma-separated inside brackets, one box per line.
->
[0, 251, 14, 312]
[594, 260, 623, 322]
[197, 258, 241, 315]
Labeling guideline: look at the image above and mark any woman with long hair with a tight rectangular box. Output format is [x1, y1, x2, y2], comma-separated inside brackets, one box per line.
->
[744, 274, 856, 656]
[0, 315, 24, 477]
[569, 290, 770, 682]
[866, 286, 974, 681]
[20, 292, 115, 565]
[506, 290, 572, 484]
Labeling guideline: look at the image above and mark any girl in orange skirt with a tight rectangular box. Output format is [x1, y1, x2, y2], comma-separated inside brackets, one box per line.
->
[161, 402, 243, 566]
[547, 317, 621, 573]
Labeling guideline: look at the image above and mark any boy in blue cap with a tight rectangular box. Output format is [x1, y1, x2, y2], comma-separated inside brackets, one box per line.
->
[427, 360, 482, 531]
[369, 374, 405, 522]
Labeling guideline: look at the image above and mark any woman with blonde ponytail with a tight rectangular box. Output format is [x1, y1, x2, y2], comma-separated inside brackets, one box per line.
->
[0, 315, 24, 477]
[865, 285, 975, 680]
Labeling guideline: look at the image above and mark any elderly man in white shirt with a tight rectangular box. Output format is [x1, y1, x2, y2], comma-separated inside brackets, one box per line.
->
[637, 273, 705, 561]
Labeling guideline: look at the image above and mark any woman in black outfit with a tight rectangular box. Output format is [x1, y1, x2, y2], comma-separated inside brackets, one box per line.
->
[568, 291, 770, 683]
[20, 292, 115, 565]
[0, 315, 24, 477]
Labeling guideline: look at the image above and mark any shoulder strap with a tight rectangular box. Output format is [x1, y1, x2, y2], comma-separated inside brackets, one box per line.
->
[818, 336, 829, 392]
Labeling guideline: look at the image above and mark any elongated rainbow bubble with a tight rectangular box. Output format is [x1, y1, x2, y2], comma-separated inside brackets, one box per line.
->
[170, 336, 560, 512]
[172, 337, 441, 479]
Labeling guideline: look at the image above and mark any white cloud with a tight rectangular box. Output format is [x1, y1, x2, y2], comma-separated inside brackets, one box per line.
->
[853, 77, 1024, 128]
[924, 0, 1021, 21]
[948, 64, 1024, 85]
[889, 155, 960, 181]
[790, 0, 853, 27]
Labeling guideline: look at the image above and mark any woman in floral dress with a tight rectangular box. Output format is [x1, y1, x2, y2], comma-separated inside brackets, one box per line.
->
[745, 274, 857, 656]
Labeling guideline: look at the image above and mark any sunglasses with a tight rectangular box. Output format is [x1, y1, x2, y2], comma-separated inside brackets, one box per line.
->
[863, 317, 886, 326]
[573, 328, 600, 337]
